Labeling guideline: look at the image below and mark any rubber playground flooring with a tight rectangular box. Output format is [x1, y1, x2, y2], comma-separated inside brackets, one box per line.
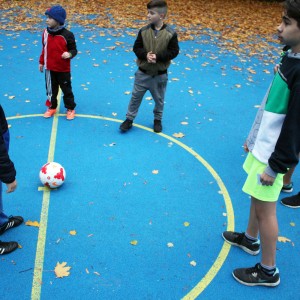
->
[1, 24, 300, 300]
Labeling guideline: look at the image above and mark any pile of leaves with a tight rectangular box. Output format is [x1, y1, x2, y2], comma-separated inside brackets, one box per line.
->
[0, 0, 283, 56]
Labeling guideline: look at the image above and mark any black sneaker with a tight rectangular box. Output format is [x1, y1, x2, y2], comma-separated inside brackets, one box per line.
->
[281, 192, 300, 208]
[154, 119, 162, 133]
[120, 119, 133, 132]
[281, 182, 293, 193]
[222, 231, 260, 255]
[233, 263, 280, 287]
[0, 216, 24, 235]
[0, 240, 19, 255]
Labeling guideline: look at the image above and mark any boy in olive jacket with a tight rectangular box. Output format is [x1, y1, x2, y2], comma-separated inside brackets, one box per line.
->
[120, 0, 179, 133]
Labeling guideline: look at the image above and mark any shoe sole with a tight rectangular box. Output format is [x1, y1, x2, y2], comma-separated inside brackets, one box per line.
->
[232, 272, 280, 287]
[280, 201, 300, 208]
[281, 188, 293, 193]
[222, 233, 260, 255]
[119, 126, 132, 132]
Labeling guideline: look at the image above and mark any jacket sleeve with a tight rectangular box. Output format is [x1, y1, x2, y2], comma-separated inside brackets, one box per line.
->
[0, 116, 16, 184]
[67, 31, 77, 59]
[268, 81, 300, 174]
[39, 30, 45, 65]
[133, 30, 148, 60]
[156, 31, 179, 62]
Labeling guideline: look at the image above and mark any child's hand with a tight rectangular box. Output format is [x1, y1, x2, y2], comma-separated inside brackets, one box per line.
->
[274, 64, 280, 74]
[259, 172, 275, 186]
[243, 141, 249, 152]
[147, 51, 156, 63]
[62, 52, 71, 59]
[39, 64, 44, 72]
[6, 180, 17, 193]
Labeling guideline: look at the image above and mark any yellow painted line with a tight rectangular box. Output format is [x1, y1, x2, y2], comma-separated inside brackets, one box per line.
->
[31, 91, 61, 300]
[7, 113, 234, 299]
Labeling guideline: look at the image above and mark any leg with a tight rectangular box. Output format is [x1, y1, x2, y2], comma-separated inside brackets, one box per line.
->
[126, 70, 148, 120]
[58, 72, 76, 110]
[252, 197, 278, 267]
[245, 197, 259, 238]
[48, 71, 59, 109]
[149, 73, 168, 121]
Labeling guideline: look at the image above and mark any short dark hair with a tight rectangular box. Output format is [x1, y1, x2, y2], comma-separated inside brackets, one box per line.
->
[285, 0, 300, 28]
[147, 0, 168, 15]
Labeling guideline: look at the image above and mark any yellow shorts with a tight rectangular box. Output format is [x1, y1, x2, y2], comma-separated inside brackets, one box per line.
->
[242, 153, 284, 202]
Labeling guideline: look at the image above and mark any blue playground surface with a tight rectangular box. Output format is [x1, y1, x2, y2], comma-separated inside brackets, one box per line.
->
[1, 20, 300, 300]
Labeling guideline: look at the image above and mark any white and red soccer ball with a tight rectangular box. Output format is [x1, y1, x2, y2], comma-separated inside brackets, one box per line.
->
[39, 162, 66, 188]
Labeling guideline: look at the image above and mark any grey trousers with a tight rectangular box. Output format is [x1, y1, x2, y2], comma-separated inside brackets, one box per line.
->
[126, 69, 168, 121]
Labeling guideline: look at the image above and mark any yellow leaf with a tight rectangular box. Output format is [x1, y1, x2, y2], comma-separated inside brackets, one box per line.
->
[152, 170, 159, 174]
[130, 240, 138, 246]
[183, 221, 190, 227]
[171, 78, 180, 81]
[173, 132, 185, 138]
[290, 222, 296, 227]
[124, 91, 131, 95]
[18, 244, 22, 249]
[278, 236, 291, 243]
[25, 220, 40, 227]
[54, 262, 71, 278]
[167, 242, 174, 248]
[69, 230, 77, 235]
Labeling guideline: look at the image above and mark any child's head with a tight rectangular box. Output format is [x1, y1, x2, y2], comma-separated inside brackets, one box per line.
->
[284, 0, 300, 28]
[45, 5, 66, 26]
[147, 0, 168, 24]
[278, 0, 300, 51]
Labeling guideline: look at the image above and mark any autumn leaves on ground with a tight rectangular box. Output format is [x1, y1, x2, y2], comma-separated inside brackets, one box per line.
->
[1, 0, 282, 56]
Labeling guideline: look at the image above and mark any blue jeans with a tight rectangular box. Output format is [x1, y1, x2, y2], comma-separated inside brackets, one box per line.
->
[0, 130, 10, 226]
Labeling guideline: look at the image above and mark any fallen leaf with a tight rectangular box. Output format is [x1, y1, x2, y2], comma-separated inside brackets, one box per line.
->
[167, 242, 174, 248]
[124, 91, 131, 95]
[25, 220, 40, 227]
[278, 236, 291, 243]
[183, 221, 190, 227]
[69, 230, 77, 236]
[54, 262, 71, 278]
[190, 260, 197, 267]
[130, 240, 138, 246]
[152, 170, 159, 174]
[290, 222, 296, 227]
[173, 132, 185, 138]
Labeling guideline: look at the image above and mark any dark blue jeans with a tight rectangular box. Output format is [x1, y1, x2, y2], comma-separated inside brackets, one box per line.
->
[0, 130, 10, 226]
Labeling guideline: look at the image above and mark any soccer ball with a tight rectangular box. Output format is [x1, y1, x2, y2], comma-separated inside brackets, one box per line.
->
[39, 162, 66, 188]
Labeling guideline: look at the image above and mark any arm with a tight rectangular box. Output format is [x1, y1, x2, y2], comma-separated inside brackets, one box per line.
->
[156, 32, 179, 62]
[66, 31, 77, 59]
[0, 111, 16, 186]
[263, 82, 300, 183]
[133, 30, 148, 60]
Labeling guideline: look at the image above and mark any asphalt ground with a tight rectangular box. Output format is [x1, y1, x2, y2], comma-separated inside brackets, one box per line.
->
[0, 23, 300, 300]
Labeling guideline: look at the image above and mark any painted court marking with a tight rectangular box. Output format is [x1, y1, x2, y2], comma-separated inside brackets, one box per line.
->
[7, 111, 235, 299]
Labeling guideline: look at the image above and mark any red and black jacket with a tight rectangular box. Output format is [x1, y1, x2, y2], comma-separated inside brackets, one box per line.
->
[39, 27, 77, 72]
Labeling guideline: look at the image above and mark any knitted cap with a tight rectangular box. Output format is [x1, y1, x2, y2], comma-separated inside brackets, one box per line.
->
[45, 5, 66, 25]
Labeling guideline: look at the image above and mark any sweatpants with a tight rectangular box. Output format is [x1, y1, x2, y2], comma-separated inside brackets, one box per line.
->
[45, 70, 76, 110]
[126, 69, 168, 121]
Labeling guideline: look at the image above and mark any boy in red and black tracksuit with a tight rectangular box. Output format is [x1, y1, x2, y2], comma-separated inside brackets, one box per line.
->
[0, 105, 23, 255]
[39, 5, 77, 120]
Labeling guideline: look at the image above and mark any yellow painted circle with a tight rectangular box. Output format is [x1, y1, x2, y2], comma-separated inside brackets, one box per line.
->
[7, 113, 235, 299]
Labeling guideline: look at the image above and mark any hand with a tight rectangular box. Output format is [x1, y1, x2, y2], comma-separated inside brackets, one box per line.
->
[259, 172, 275, 186]
[61, 52, 71, 59]
[274, 64, 279, 74]
[6, 180, 17, 193]
[243, 141, 249, 153]
[147, 51, 156, 64]
[39, 64, 44, 72]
